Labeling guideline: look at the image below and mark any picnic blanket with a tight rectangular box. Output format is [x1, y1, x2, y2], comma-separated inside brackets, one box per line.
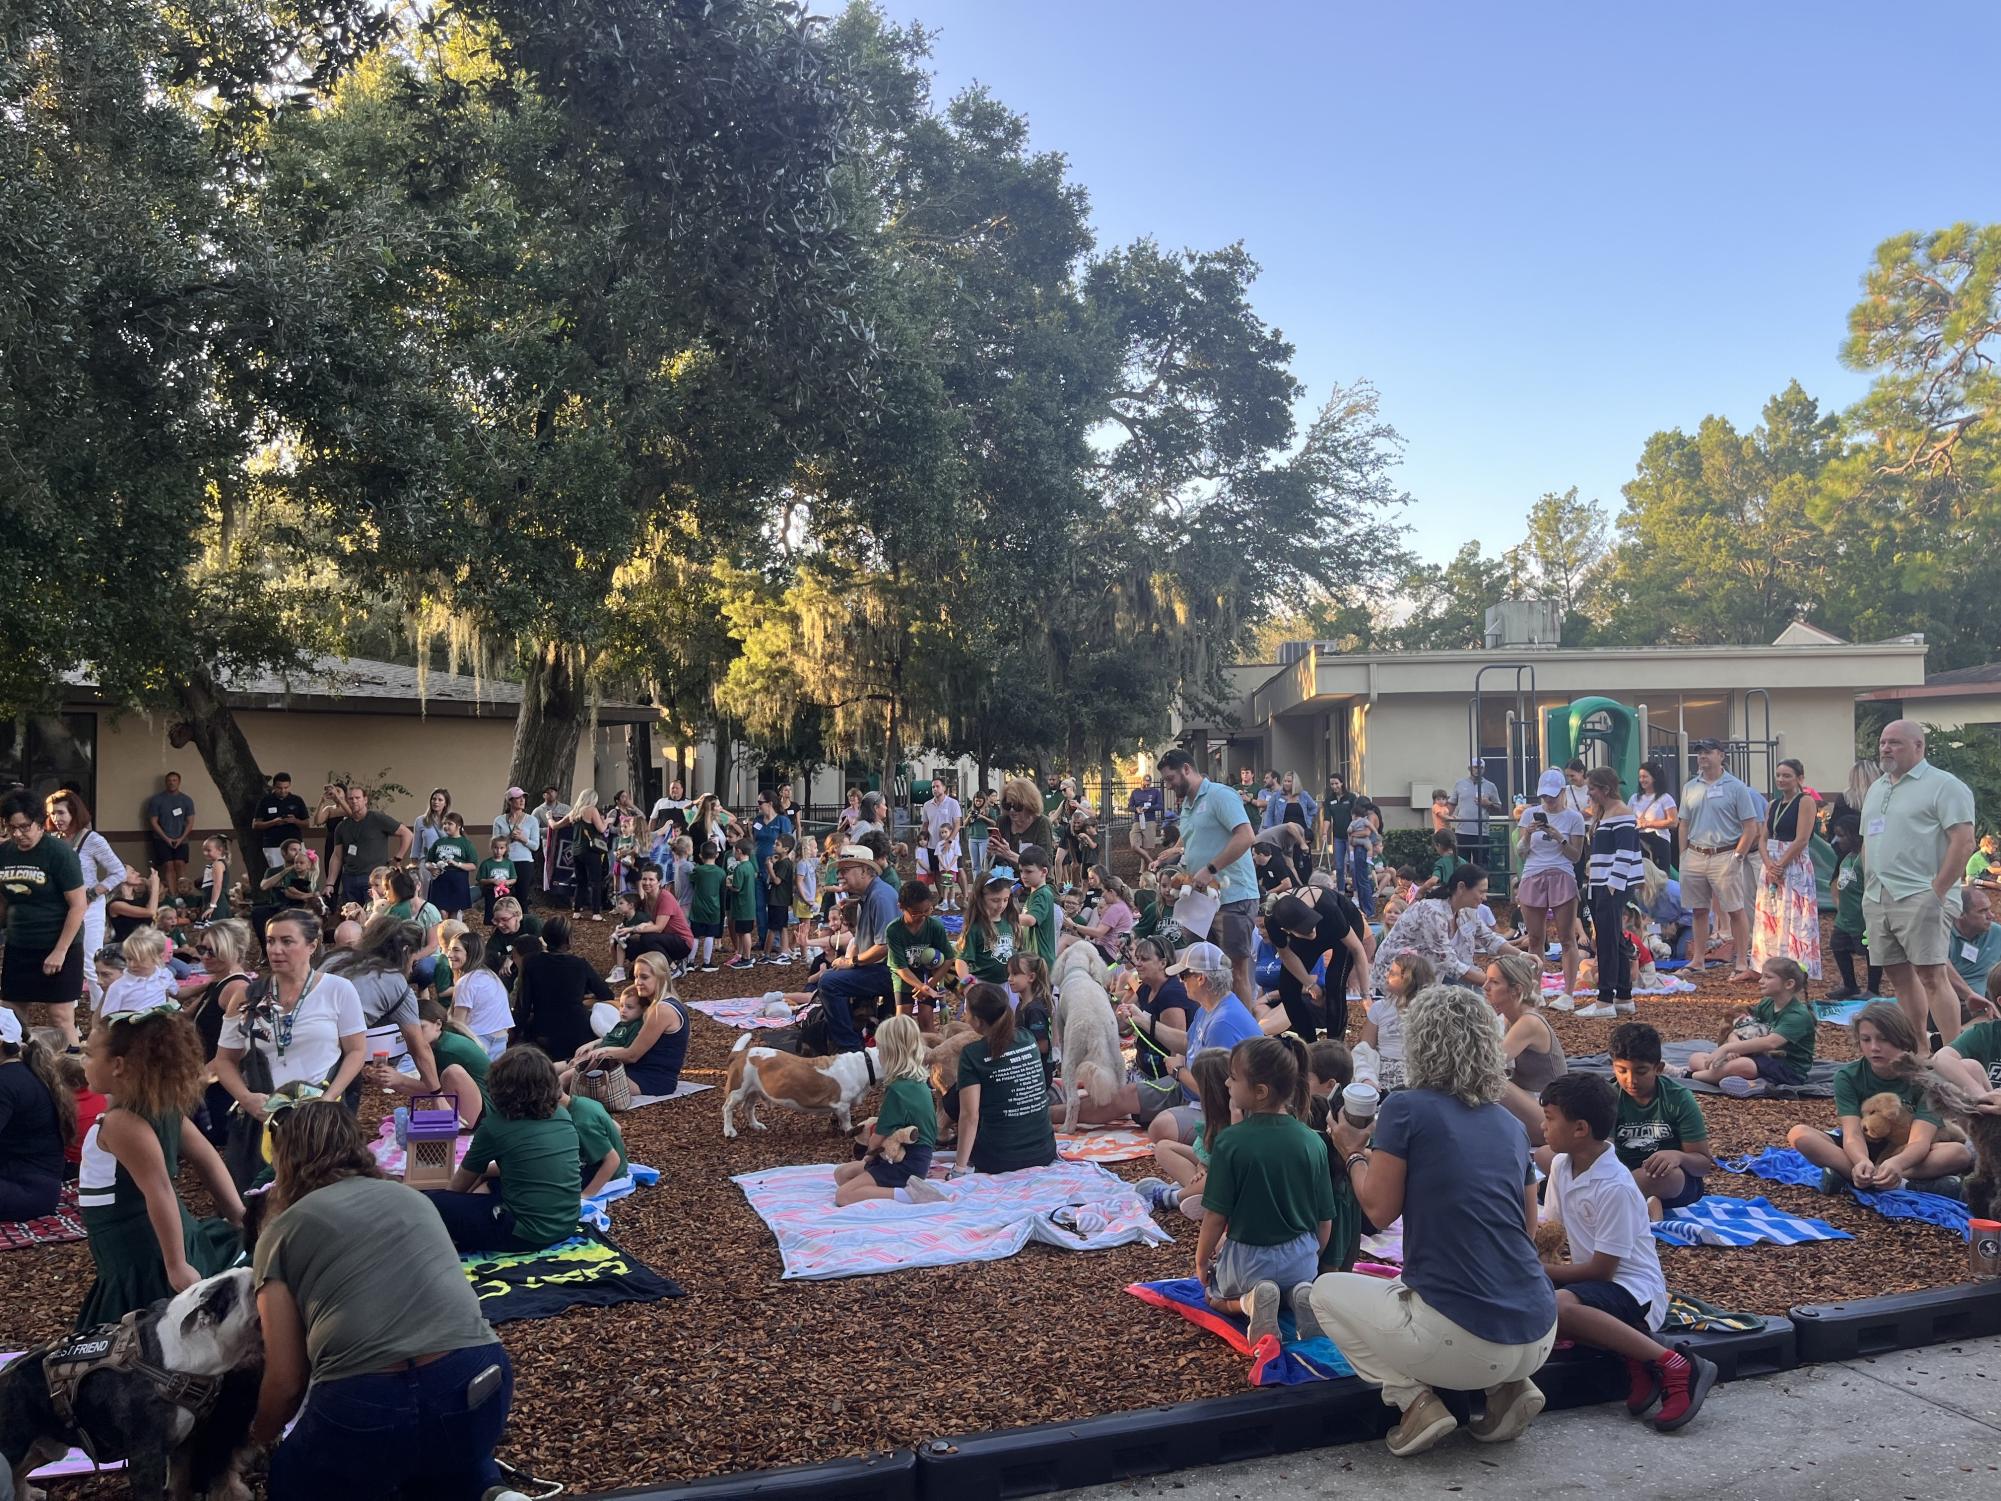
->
[733, 1159, 1171, 1280]
[463, 1230, 683, 1322]
[1126, 1278, 1354, 1385]
[627, 1080, 712, 1109]
[689, 996, 792, 1029]
[1725, 1146, 1971, 1234]
[1811, 998, 1877, 1027]
[1568, 1041, 1838, 1098]
[1360, 1220, 1405, 1266]
[1541, 971, 1696, 997]
[1664, 1292, 1766, 1332]
[1650, 1193, 1851, 1247]
[369, 1120, 663, 1229]
[0, 1182, 87, 1251]
[1055, 1126, 1154, 1164]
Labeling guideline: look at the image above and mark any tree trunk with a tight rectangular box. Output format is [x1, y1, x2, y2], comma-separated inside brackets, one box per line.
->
[510, 644, 589, 802]
[1099, 744, 1116, 824]
[174, 664, 267, 852]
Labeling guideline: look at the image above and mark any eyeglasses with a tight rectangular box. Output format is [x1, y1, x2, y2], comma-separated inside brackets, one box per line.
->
[4, 820, 34, 834]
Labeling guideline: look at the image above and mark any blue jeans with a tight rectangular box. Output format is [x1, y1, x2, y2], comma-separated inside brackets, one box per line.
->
[1350, 844, 1376, 917]
[814, 963, 893, 1051]
[969, 834, 989, 874]
[268, 1343, 512, 1501]
[753, 876, 771, 947]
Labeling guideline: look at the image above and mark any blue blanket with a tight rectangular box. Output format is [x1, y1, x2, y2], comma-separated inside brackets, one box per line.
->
[1651, 1193, 1851, 1247]
[1126, 1277, 1353, 1385]
[1724, 1147, 1971, 1235]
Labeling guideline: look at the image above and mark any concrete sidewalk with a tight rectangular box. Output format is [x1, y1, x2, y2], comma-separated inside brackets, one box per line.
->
[1060, 1337, 2001, 1501]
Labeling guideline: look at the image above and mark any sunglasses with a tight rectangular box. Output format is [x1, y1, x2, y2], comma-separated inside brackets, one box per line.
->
[196, 946, 217, 958]
[1001, 801, 1024, 813]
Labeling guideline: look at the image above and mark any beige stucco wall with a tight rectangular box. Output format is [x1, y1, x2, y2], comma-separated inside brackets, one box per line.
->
[91, 707, 601, 866]
[1892, 694, 2001, 732]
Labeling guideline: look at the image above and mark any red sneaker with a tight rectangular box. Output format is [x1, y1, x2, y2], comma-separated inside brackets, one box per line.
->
[1652, 1346, 1718, 1431]
[1624, 1356, 1661, 1416]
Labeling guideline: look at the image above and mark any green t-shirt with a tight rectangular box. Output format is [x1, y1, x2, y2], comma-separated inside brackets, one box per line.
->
[1968, 851, 1994, 883]
[462, 1110, 582, 1247]
[476, 857, 514, 889]
[970, 809, 996, 836]
[432, 1027, 492, 1109]
[601, 1015, 642, 1051]
[1833, 1059, 1940, 1126]
[432, 835, 477, 869]
[1429, 852, 1465, 888]
[1948, 1019, 2001, 1088]
[886, 914, 957, 999]
[687, 863, 727, 926]
[1833, 849, 1867, 938]
[957, 1037, 1055, 1164]
[958, 919, 1018, 984]
[252, 1176, 496, 1386]
[729, 857, 759, 920]
[1200, 1112, 1337, 1247]
[1613, 1076, 1710, 1171]
[1021, 884, 1057, 965]
[0, 833, 84, 948]
[873, 1075, 938, 1148]
[1750, 996, 1816, 1073]
[567, 1093, 628, 1178]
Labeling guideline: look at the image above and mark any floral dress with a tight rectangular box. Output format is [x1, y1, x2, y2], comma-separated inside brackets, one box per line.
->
[1753, 794, 1823, 979]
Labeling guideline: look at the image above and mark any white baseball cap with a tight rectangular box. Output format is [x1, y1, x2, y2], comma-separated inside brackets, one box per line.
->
[1167, 941, 1232, 978]
[0, 1008, 21, 1046]
[1536, 769, 1566, 798]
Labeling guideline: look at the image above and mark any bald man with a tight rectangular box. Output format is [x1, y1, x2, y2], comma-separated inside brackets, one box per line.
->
[1860, 719, 1977, 1055]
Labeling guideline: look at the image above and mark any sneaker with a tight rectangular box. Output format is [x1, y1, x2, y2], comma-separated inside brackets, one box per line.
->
[902, 1176, 950, 1204]
[700, 963, 719, 973]
[1718, 1075, 1758, 1098]
[1129, 1176, 1179, 1211]
[1545, 992, 1577, 1013]
[1242, 1281, 1282, 1347]
[1385, 1389, 1458, 1457]
[1574, 1001, 1618, 1019]
[1912, 1174, 1964, 1201]
[1651, 1346, 1717, 1431]
[1290, 1282, 1326, 1343]
[1613, 1000, 1636, 1016]
[606, 966, 627, 984]
[1468, 1378, 1545, 1443]
[1816, 1166, 1846, 1195]
[1624, 1356, 1662, 1416]
[727, 958, 756, 970]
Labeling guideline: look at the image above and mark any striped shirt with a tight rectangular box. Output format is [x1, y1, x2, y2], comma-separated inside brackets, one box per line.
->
[1587, 813, 1645, 894]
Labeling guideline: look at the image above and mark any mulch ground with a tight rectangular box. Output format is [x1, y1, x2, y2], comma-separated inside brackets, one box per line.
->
[0, 910, 1975, 1496]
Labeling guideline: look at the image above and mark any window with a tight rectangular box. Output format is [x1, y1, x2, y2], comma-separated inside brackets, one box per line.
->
[0, 712, 98, 814]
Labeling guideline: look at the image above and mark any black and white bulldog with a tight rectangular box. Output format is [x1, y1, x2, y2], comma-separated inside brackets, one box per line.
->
[1, 1268, 263, 1501]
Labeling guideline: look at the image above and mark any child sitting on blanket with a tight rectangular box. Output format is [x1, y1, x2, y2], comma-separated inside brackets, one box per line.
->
[1195, 1035, 1336, 1349]
[1786, 1001, 1976, 1196]
[1539, 1074, 1718, 1432]
[1605, 1023, 1713, 1220]
[1681, 957, 1815, 1096]
[1136, 1050, 1233, 1220]
[1358, 951, 1431, 1091]
[833, 1015, 945, 1206]
[422, 1045, 582, 1253]
[563, 1087, 628, 1198]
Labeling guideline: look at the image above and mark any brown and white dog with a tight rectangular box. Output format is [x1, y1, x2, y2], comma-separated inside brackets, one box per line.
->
[722, 1031, 883, 1138]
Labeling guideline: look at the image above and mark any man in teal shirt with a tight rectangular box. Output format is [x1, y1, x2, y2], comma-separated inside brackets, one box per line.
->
[1154, 749, 1258, 1005]
[1945, 886, 2001, 1013]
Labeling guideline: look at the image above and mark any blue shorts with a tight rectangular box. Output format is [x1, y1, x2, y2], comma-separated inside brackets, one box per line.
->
[1753, 1054, 1806, 1087]
[866, 1144, 933, 1189]
[1656, 1169, 1705, 1210]
[1565, 1278, 1651, 1332]
[1206, 1228, 1320, 1302]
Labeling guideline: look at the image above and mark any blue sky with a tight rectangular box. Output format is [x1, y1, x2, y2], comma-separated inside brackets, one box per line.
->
[872, 1, 1999, 562]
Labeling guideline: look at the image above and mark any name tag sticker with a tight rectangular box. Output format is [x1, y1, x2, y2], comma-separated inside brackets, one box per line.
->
[1867, 818, 1886, 836]
[1964, 941, 1982, 964]
[347, 844, 358, 857]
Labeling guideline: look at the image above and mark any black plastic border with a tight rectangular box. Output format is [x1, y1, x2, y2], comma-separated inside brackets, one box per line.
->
[577, 1284, 2001, 1501]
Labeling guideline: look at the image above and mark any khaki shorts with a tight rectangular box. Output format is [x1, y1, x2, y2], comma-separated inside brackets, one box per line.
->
[1864, 889, 1952, 968]
[1212, 899, 1257, 961]
[1680, 846, 1746, 914]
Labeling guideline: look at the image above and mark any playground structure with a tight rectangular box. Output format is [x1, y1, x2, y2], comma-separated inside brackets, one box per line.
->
[1469, 669, 1835, 909]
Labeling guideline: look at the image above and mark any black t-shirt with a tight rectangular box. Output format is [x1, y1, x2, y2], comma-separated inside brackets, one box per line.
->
[514, 951, 612, 1058]
[257, 793, 311, 848]
[0, 1059, 65, 1184]
[1136, 977, 1192, 1080]
[486, 915, 546, 973]
[1288, 888, 1362, 995]
[769, 856, 795, 903]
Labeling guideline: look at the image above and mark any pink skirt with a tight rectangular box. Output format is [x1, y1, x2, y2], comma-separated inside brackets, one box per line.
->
[1516, 867, 1579, 912]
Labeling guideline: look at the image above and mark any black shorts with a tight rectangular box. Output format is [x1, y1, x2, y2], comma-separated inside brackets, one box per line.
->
[1655, 1168, 1705, 1210]
[1753, 1055, 1807, 1087]
[689, 920, 723, 939]
[1565, 1278, 1650, 1331]
[866, 1144, 933, 1189]
[149, 835, 189, 866]
[1, 940, 85, 1006]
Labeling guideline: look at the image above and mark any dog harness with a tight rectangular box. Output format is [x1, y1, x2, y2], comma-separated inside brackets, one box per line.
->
[39, 1315, 223, 1461]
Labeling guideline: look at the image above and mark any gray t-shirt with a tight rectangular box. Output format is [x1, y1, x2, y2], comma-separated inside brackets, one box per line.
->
[851, 875, 901, 957]
[320, 954, 420, 1029]
[146, 791, 195, 842]
[1371, 1088, 1557, 1346]
[252, 1175, 497, 1384]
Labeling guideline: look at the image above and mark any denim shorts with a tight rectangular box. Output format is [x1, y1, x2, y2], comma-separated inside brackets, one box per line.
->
[1206, 1228, 1320, 1301]
[866, 1144, 933, 1189]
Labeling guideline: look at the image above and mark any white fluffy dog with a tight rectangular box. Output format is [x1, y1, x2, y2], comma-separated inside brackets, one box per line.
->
[1050, 943, 1125, 1132]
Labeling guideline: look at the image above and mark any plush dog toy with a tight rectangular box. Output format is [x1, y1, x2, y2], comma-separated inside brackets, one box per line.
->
[1716, 1014, 1773, 1047]
[1860, 1090, 1969, 1162]
[1533, 1217, 1568, 1267]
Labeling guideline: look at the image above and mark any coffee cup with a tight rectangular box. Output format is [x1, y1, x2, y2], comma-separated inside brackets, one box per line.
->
[1341, 1081, 1381, 1129]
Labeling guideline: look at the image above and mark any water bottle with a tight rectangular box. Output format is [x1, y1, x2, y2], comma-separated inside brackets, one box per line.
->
[393, 1106, 409, 1148]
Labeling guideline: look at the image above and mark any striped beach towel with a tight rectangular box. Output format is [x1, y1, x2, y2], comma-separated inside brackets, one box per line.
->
[1651, 1193, 1851, 1247]
[1724, 1147, 1972, 1234]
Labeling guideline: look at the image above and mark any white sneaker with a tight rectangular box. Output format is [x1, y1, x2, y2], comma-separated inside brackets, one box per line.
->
[1545, 992, 1576, 1013]
[1574, 1001, 1618, 1019]
[1613, 1000, 1636, 1016]
[606, 966, 627, 984]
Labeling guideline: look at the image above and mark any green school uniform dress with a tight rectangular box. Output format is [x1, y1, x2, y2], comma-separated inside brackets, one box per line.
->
[200, 863, 233, 920]
[76, 1109, 241, 1328]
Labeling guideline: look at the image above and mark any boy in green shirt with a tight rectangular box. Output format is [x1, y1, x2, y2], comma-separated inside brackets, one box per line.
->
[1419, 828, 1464, 897]
[1790, 1001, 1975, 1195]
[885, 879, 956, 1028]
[476, 836, 515, 926]
[1827, 819, 1880, 999]
[565, 1090, 629, 1196]
[1017, 845, 1057, 967]
[686, 847, 728, 972]
[1684, 957, 1815, 1095]
[430, 1046, 581, 1251]
[726, 841, 759, 970]
[1605, 1023, 1714, 1218]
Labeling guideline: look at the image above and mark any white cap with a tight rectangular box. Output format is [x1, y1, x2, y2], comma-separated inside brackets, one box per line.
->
[1536, 769, 1566, 798]
[0, 1008, 20, 1045]
[1167, 941, 1231, 978]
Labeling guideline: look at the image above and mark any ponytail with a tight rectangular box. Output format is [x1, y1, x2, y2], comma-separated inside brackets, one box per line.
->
[966, 982, 1017, 1054]
[1231, 1033, 1310, 1118]
[14, 1039, 78, 1148]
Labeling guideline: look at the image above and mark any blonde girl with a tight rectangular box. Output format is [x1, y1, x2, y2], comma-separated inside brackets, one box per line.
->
[833, 1014, 943, 1204]
[77, 1004, 245, 1325]
[1360, 950, 1435, 1089]
[102, 926, 176, 1015]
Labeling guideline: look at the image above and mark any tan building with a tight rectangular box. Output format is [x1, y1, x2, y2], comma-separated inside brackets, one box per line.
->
[1190, 622, 1928, 828]
[1858, 661, 2001, 733]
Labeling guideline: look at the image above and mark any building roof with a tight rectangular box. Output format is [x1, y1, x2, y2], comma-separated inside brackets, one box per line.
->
[1772, 620, 1847, 646]
[69, 655, 656, 723]
[1858, 660, 2001, 703]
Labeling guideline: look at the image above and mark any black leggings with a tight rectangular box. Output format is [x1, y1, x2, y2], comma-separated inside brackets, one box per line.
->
[1831, 928, 1881, 994]
[0, 1171, 61, 1222]
[1590, 887, 1631, 1005]
[572, 845, 607, 913]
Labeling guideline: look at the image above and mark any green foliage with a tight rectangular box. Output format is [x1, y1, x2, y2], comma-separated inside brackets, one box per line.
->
[1381, 827, 1438, 874]
[1914, 727, 2001, 836]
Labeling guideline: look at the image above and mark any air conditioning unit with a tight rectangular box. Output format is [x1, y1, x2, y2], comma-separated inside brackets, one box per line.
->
[1484, 601, 1563, 650]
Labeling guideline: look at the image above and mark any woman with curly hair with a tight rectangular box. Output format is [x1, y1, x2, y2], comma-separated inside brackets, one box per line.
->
[251, 1099, 513, 1498]
[1312, 984, 1557, 1458]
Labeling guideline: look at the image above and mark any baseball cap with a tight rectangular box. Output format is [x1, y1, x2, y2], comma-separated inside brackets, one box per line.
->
[1167, 941, 1231, 978]
[1689, 738, 1724, 753]
[1535, 769, 1565, 798]
[1469, 756, 1485, 769]
[0, 1008, 20, 1045]
[505, 786, 527, 799]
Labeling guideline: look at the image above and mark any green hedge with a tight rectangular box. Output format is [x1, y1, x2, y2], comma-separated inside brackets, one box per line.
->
[1381, 827, 1436, 873]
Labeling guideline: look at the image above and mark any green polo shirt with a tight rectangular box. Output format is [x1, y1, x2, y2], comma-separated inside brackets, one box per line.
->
[1749, 996, 1816, 1073]
[1947, 1020, 2001, 1089]
[1860, 760, 1976, 910]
